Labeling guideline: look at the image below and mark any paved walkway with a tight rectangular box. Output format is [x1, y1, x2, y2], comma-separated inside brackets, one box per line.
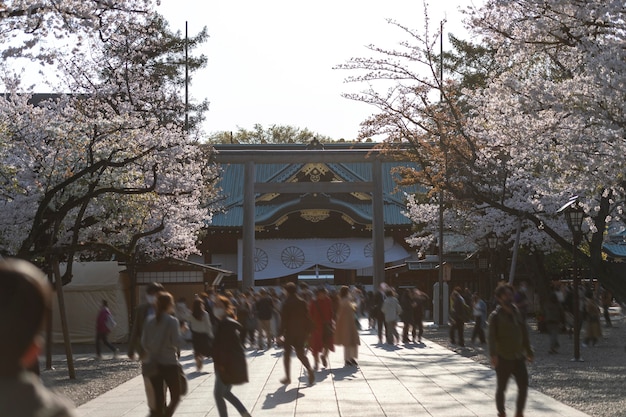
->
[76, 321, 590, 417]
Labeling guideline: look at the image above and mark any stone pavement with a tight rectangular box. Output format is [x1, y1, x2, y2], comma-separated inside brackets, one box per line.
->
[76, 321, 590, 417]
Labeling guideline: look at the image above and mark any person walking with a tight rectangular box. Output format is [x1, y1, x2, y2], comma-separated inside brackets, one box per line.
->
[334, 285, 360, 367]
[188, 297, 214, 371]
[488, 283, 534, 417]
[544, 291, 563, 354]
[128, 282, 165, 417]
[583, 290, 602, 347]
[0, 258, 77, 417]
[235, 293, 253, 347]
[449, 286, 469, 347]
[470, 293, 487, 345]
[211, 295, 252, 417]
[254, 289, 274, 350]
[400, 289, 415, 343]
[371, 283, 388, 344]
[601, 287, 613, 328]
[381, 289, 402, 345]
[95, 299, 119, 359]
[308, 287, 335, 370]
[278, 282, 315, 385]
[411, 289, 429, 343]
[513, 282, 531, 321]
[175, 297, 192, 342]
[141, 292, 184, 417]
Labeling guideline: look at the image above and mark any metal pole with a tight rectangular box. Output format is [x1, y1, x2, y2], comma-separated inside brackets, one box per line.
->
[437, 19, 445, 326]
[573, 239, 581, 361]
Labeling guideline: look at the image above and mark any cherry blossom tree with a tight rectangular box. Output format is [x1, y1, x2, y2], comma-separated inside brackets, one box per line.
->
[467, 0, 626, 289]
[1, 1, 218, 376]
[339, 1, 626, 296]
[1, 1, 154, 60]
[0, 1, 218, 268]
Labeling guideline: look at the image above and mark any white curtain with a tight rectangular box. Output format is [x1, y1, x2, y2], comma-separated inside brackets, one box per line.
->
[238, 237, 409, 280]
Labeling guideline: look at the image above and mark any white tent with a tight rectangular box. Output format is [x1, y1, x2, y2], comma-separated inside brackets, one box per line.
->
[51, 261, 128, 344]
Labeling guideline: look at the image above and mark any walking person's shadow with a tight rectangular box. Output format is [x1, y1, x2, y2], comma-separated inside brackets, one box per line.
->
[262, 385, 304, 409]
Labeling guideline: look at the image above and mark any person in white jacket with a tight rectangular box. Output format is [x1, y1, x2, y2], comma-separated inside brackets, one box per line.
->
[381, 289, 402, 345]
[188, 297, 214, 371]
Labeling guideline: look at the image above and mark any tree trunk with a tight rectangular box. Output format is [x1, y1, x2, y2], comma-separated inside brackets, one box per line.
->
[128, 261, 137, 333]
[52, 257, 76, 379]
[45, 302, 53, 371]
[580, 192, 626, 301]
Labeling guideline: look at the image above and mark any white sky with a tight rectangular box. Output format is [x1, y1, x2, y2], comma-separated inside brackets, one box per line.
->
[158, 0, 480, 140]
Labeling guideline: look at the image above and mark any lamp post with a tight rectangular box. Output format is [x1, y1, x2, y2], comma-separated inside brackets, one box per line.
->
[557, 196, 585, 361]
[486, 232, 498, 300]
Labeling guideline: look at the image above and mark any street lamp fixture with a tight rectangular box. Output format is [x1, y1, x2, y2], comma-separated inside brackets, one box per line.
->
[565, 207, 584, 245]
[486, 232, 498, 299]
[487, 233, 498, 250]
[557, 195, 585, 361]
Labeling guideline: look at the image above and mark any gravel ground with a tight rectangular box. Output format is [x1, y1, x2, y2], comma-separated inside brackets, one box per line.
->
[422, 317, 626, 417]
[41, 318, 626, 417]
[40, 343, 142, 407]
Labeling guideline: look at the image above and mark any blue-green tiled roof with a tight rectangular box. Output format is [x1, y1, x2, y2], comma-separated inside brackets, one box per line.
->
[211, 160, 418, 227]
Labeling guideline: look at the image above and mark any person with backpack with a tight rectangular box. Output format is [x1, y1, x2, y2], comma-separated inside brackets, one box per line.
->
[488, 283, 534, 417]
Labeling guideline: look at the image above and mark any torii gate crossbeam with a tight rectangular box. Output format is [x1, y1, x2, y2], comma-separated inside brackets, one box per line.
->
[214, 149, 393, 289]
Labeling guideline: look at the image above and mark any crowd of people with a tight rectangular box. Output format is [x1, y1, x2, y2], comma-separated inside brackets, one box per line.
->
[4, 255, 622, 417]
[124, 281, 371, 416]
[123, 280, 437, 416]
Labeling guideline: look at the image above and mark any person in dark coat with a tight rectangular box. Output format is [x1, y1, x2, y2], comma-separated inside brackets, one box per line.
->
[411, 289, 429, 343]
[211, 295, 251, 417]
[254, 289, 274, 349]
[400, 289, 415, 343]
[279, 282, 315, 385]
[449, 286, 468, 347]
[372, 283, 388, 344]
[488, 283, 534, 417]
[544, 291, 563, 354]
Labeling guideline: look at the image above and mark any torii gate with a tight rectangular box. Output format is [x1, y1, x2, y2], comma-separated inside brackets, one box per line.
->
[214, 147, 394, 290]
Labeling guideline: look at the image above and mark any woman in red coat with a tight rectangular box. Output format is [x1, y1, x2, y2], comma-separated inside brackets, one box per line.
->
[308, 287, 335, 370]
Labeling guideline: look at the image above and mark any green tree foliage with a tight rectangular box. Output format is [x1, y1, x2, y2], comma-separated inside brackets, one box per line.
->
[207, 124, 334, 144]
